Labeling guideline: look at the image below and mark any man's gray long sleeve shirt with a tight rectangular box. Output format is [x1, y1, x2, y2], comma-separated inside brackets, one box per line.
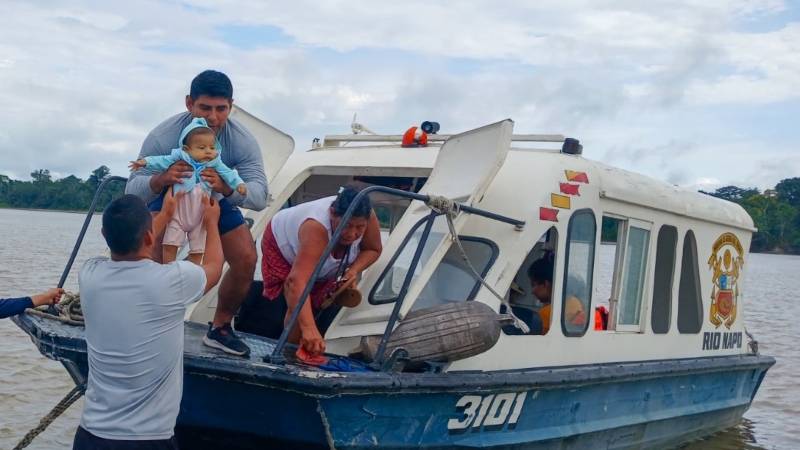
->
[126, 112, 268, 210]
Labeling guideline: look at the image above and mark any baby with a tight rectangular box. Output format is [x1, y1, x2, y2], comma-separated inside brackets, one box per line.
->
[130, 117, 246, 264]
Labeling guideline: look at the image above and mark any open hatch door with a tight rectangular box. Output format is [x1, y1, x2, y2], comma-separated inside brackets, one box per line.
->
[328, 119, 515, 338]
[419, 119, 513, 204]
[230, 105, 294, 183]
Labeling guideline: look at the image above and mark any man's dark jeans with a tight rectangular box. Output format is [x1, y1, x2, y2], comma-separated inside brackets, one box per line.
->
[73, 426, 179, 450]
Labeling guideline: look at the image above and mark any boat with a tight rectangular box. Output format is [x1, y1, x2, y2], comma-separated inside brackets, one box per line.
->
[13, 107, 774, 449]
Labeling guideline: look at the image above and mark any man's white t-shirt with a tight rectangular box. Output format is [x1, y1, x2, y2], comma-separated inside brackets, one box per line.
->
[78, 257, 206, 440]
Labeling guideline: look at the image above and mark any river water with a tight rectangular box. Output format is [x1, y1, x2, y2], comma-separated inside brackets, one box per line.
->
[0, 208, 797, 449]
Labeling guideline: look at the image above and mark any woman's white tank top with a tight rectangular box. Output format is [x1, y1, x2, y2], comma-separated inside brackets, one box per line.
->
[270, 196, 362, 279]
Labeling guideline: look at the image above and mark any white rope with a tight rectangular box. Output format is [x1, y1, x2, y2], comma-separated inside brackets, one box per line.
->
[25, 292, 83, 326]
[426, 196, 530, 334]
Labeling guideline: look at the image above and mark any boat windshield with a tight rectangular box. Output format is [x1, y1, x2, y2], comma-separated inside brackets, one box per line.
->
[370, 215, 498, 309]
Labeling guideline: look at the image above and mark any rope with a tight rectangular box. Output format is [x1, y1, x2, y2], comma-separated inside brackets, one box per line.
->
[25, 292, 84, 326]
[12, 384, 85, 450]
[426, 195, 530, 333]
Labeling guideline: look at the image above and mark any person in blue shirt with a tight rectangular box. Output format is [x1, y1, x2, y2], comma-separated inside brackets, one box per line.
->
[130, 118, 245, 265]
[0, 288, 64, 319]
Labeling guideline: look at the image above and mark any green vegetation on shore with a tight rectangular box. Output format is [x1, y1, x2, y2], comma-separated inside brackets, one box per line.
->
[700, 180, 800, 254]
[0, 167, 124, 212]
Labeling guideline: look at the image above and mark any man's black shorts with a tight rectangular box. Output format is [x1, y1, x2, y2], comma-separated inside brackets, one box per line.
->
[73, 426, 179, 450]
[147, 191, 245, 235]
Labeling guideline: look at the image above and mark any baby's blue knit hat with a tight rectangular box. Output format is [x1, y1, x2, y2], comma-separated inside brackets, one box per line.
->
[178, 117, 214, 146]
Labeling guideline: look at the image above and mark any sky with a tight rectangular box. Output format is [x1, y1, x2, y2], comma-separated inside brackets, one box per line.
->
[0, 0, 798, 191]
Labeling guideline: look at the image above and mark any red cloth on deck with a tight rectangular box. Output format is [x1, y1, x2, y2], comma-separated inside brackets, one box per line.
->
[261, 222, 336, 310]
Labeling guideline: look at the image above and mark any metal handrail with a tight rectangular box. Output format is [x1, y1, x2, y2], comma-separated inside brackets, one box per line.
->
[264, 185, 526, 364]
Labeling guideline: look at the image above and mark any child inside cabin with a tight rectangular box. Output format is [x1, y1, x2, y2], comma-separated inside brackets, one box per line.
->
[0, 288, 64, 319]
[130, 117, 246, 264]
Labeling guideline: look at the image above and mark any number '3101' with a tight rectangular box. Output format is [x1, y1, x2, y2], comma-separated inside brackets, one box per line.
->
[447, 392, 527, 431]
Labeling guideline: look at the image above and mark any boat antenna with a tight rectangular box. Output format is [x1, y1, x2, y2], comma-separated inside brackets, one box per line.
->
[350, 113, 376, 135]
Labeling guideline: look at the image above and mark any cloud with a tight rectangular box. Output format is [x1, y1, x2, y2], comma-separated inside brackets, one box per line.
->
[0, 0, 796, 194]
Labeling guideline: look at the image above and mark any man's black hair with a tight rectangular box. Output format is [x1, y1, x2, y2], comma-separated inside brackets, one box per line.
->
[331, 185, 372, 218]
[527, 253, 554, 284]
[190, 70, 233, 100]
[102, 195, 152, 255]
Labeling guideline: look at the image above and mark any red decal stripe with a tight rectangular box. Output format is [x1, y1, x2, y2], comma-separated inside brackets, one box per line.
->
[565, 170, 589, 183]
[539, 207, 559, 222]
[560, 183, 580, 195]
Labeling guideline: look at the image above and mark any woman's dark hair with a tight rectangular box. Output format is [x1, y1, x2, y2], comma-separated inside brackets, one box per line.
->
[102, 195, 153, 255]
[527, 252, 554, 284]
[330, 185, 372, 218]
[190, 70, 233, 100]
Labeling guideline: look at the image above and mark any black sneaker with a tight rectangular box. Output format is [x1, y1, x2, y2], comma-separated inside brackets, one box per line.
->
[203, 322, 251, 357]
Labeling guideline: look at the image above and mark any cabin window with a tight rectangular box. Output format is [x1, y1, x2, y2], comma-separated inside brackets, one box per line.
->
[562, 210, 596, 337]
[411, 237, 498, 311]
[595, 217, 624, 330]
[370, 215, 497, 307]
[501, 227, 558, 336]
[617, 222, 651, 329]
[651, 225, 678, 334]
[373, 205, 393, 230]
[370, 215, 446, 304]
[678, 230, 703, 333]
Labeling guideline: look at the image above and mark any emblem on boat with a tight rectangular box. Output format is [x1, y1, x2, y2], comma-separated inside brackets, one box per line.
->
[708, 232, 744, 329]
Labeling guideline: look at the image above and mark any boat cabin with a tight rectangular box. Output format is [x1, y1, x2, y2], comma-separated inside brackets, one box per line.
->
[189, 112, 754, 372]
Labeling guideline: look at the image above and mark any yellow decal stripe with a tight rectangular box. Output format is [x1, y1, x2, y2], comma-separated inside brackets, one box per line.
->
[551, 193, 571, 209]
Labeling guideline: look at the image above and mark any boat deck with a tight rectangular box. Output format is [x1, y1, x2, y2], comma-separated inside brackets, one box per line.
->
[15, 311, 775, 396]
[17, 312, 369, 375]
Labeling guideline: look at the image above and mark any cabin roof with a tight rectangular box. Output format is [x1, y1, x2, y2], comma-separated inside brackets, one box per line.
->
[298, 143, 754, 231]
[590, 159, 754, 231]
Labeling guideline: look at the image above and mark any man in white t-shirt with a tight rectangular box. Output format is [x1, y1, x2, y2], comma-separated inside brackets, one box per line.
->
[74, 189, 223, 450]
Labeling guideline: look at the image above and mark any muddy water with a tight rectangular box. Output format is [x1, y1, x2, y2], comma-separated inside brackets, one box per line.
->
[0, 209, 796, 449]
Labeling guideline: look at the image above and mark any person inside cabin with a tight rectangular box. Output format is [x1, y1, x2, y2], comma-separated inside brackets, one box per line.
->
[238, 186, 382, 358]
[126, 70, 267, 357]
[74, 190, 223, 450]
[0, 288, 64, 319]
[527, 254, 587, 335]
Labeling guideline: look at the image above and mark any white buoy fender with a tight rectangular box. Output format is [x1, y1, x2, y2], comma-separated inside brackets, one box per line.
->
[360, 301, 513, 363]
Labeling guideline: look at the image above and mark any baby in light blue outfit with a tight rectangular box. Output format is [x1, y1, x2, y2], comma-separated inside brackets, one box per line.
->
[130, 118, 245, 263]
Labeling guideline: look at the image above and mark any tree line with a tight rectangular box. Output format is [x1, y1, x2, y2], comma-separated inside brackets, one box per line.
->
[701, 178, 800, 254]
[0, 166, 124, 212]
[1, 168, 799, 254]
